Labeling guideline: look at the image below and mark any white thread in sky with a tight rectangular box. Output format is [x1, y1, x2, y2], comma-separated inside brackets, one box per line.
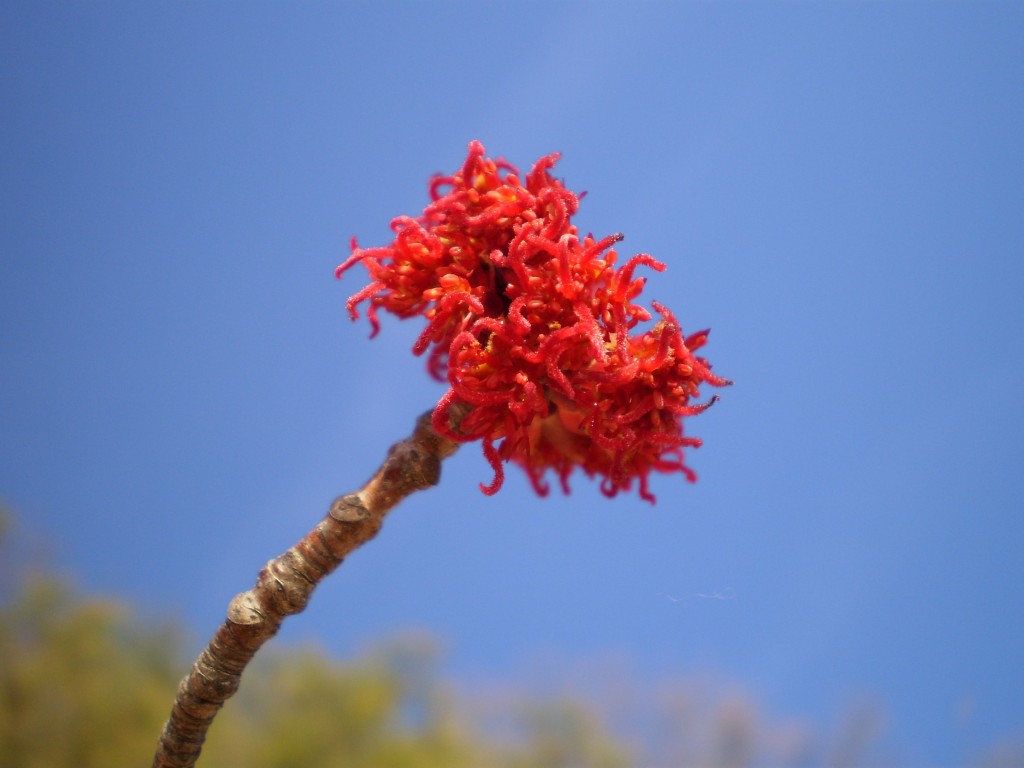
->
[659, 587, 736, 602]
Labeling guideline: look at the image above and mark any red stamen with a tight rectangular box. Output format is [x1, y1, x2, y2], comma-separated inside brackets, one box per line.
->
[337, 141, 728, 501]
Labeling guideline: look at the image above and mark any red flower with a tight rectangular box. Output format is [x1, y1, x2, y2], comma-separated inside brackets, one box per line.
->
[338, 141, 729, 502]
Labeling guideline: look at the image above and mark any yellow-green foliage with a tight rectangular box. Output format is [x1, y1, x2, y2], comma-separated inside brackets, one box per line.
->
[0, 578, 180, 767]
[0, 509, 626, 768]
[6, 505, 1018, 767]
[0, 576, 626, 768]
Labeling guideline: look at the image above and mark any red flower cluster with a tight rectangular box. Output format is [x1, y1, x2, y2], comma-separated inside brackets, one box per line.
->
[337, 141, 729, 502]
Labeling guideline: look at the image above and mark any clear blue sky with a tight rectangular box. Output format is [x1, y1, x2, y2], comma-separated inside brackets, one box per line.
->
[2, 2, 1022, 763]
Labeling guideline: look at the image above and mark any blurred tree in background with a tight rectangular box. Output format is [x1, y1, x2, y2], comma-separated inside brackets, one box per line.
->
[0, 505, 626, 768]
[2, 504, 1021, 767]
[0, 505, 180, 767]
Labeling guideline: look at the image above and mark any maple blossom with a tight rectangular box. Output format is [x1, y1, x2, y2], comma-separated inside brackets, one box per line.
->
[337, 141, 729, 502]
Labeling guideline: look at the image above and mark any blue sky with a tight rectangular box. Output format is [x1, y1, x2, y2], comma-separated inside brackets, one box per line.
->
[2, 2, 1022, 763]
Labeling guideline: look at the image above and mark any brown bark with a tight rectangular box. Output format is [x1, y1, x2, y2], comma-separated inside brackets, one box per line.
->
[152, 407, 465, 768]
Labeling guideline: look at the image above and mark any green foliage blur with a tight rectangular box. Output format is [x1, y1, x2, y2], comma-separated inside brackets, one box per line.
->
[3, 504, 1021, 767]
[0, 506, 628, 768]
[0, 507, 181, 767]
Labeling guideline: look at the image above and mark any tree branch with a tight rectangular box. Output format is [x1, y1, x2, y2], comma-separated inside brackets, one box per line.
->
[152, 407, 465, 768]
